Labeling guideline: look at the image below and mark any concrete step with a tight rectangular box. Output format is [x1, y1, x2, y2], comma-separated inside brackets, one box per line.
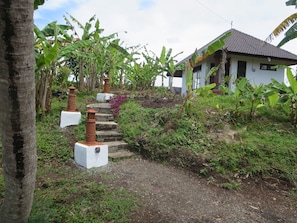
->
[105, 141, 128, 153]
[96, 113, 114, 122]
[108, 150, 135, 160]
[86, 103, 112, 114]
[96, 130, 123, 142]
[96, 121, 118, 131]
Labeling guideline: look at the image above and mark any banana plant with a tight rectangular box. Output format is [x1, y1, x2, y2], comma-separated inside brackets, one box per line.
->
[157, 46, 183, 87]
[177, 53, 216, 119]
[34, 22, 73, 114]
[221, 78, 267, 118]
[64, 14, 99, 91]
[266, 68, 297, 125]
[176, 32, 231, 119]
[64, 14, 131, 91]
[123, 46, 161, 90]
[34, 20, 94, 114]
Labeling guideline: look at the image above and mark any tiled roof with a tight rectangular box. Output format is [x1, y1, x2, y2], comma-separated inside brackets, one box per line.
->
[225, 29, 297, 61]
[178, 29, 297, 66]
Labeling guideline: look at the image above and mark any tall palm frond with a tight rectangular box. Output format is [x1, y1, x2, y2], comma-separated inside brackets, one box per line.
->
[286, 0, 297, 7]
[265, 13, 297, 42]
[277, 23, 297, 46]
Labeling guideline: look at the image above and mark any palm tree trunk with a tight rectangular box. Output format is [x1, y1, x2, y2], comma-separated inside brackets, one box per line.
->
[0, 0, 37, 222]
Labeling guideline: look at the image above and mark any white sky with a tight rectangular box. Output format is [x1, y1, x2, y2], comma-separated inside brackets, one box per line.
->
[34, 0, 297, 86]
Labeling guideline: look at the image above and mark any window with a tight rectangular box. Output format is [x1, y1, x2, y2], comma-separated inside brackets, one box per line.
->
[193, 65, 201, 89]
[237, 61, 246, 78]
[209, 63, 215, 84]
[260, 63, 277, 71]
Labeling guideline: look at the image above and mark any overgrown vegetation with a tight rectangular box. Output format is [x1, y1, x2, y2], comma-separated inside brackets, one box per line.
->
[1, 84, 297, 221]
[1, 94, 139, 223]
[118, 89, 297, 188]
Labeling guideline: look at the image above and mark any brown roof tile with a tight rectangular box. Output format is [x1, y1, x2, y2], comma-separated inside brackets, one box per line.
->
[225, 29, 297, 61]
[178, 29, 297, 66]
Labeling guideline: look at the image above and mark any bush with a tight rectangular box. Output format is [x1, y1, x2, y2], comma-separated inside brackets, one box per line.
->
[110, 94, 128, 118]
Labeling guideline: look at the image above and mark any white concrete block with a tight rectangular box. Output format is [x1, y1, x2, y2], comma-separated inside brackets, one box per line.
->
[60, 111, 81, 128]
[96, 93, 114, 102]
[74, 142, 108, 169]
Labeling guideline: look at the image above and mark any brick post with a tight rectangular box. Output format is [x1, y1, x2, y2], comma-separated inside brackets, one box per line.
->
[104, 77, 110, 93]
[86, 108, 97, 144]
[67, 85, 76, 112]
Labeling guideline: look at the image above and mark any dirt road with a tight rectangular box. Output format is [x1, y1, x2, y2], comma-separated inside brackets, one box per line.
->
[105, 157, 297, 223]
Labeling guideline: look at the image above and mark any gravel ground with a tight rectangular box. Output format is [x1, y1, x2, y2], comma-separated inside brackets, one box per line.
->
[104, 157, 297, 223]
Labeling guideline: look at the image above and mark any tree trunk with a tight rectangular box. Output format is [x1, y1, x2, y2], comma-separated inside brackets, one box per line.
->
[119, 68, 123, 89]
[39, 72, 48, 114]
[219, 48, 227, 90]
[0, 0, 37, 222]
[78, 57, 85, 91]
[45, 70, 54, 113]
[169, 75, 174, 92]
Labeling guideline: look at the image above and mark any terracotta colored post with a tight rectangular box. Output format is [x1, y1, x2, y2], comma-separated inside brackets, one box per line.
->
[85, 108, 97, 144]
[104, 77, 110, 93]
[67, 85, 76, 112]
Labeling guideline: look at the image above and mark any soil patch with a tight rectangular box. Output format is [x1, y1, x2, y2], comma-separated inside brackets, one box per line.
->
[105, 96, 297, 222]
[105, 157, 297, 223]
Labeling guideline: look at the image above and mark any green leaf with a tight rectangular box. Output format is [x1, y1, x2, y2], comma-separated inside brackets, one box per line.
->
[194, 83, 216, 97]
[268, 93, 279, 106]
[220, 85, 234, 95]
[197, 31, 231, 61]
[286, 68, 297, 94]
[60, 40, 93, 58]
[236, 78, 247, 92]
[159, 46, 166, 65]
[36, 43, 59, 70]
[286, 0, 297, 7]
[34, 0, 45, 10]
[109, 42, 129, 56]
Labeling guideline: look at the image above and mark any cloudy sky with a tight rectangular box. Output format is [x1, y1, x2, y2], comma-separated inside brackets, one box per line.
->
[34, 0, 297, 86]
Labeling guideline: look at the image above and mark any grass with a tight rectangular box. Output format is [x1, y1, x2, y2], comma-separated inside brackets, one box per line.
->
[1, 89, 297, 221]
[0, 92, 139, 223]
[32, 93, 138, 222]
[118, 94, 297, 187]
[29, 167, 137, 223]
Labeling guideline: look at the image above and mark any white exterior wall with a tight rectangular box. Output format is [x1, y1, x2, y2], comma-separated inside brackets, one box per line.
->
[181, 55, 286, 94]
[181, 72, 187, 96]
[229, 55, 284, 90]
[229, 58, 237, 90]
[200, 62, 208, 87]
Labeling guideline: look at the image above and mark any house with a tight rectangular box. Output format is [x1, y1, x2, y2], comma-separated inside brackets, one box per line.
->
[171, 29, 297, 95]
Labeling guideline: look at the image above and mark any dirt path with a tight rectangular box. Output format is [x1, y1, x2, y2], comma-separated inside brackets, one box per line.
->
[104, 157, 297, 223]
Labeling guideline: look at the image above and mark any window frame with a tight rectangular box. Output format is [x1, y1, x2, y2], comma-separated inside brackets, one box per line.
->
[260, 63, 277, 71]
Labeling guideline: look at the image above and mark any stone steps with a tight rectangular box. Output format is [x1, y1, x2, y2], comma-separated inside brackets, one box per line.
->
[104, 141, 129, 153]
[96, 113, 114, 122]
[96, 121, 118, 131]
[108, 150, 135, 160]
[87, 98, 133, 160]
[86, 103, 112, 114]
[96, 130, 123, 142]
